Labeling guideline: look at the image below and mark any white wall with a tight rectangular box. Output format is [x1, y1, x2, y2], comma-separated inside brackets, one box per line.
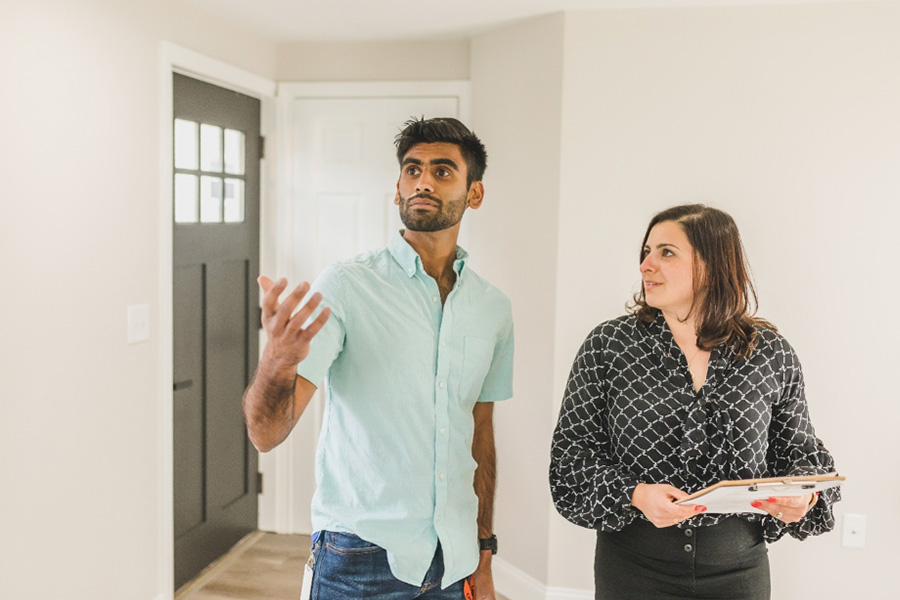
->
[549, 2, 899, 596]
[0, 2, 275, 599]
[277, 40, 469, 81]
[469, 13, 566, 590]
[469, 2, 899, 598]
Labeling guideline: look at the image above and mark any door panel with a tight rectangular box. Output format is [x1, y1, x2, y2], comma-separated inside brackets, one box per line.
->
[172, 73, 260, 590]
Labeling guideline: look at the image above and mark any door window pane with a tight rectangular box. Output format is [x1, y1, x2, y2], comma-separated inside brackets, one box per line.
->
[224, 129, 245, 175]
[200, 124, 223, 172]
[224, 178, 245, 223]
[200, 176, 223, 223]
[174, 119, 199, 170]
[174, 174, 198, 223]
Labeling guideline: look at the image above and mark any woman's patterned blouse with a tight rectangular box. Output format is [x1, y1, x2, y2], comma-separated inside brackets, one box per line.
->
[549, 313, 839, 542]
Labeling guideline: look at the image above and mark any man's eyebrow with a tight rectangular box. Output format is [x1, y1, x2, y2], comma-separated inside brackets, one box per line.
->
[401, 157, 460, 171]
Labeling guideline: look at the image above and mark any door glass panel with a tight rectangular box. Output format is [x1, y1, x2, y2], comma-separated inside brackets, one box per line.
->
[224, 129, 245, 175]
[224, 178, 245, 223]
[174, 119, 199, 170]
[200, 124, 223, 172]
[174, 174, 199, 223]
[200, 176, 223, 223]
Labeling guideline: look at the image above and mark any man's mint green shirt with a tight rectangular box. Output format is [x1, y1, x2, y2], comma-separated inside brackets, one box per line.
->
[297, 232, 514, 588]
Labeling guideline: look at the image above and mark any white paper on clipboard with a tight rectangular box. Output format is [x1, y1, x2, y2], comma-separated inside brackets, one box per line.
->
[676, 473, 845, 514]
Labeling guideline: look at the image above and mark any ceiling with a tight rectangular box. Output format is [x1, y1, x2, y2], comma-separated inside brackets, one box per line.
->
[186, 0, 875, 42]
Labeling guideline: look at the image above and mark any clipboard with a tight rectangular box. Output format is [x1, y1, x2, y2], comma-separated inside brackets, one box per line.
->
[676, 473, 845, 514]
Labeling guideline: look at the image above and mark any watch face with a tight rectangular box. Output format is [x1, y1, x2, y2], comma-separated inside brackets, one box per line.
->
[479, 536, 498, 553]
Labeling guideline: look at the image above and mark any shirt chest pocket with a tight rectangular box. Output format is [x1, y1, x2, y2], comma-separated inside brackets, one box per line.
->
[459, 336, 494, 403]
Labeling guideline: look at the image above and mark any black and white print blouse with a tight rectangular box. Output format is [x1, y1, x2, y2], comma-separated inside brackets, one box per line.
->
[549, 313, 839, 542]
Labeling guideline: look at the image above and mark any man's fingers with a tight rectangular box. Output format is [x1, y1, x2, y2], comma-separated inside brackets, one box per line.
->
[286, 291, 324, 333]
[300, 307, 331, 341]
[260, 276, 288, 319]
[274, 282, 312, 327]
[258, 275, 275, 293]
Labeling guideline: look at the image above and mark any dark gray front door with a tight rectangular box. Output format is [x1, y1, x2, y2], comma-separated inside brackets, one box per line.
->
[172, 73, 260, 590]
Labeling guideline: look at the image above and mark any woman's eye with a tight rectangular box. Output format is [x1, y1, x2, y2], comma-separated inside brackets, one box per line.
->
[662, 249, 674, 257]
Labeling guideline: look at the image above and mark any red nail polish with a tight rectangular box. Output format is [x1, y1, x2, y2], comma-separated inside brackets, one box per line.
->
[751, 501, 762, 508]
[694, 505, 702, 512]
[767, 498, 777, 503]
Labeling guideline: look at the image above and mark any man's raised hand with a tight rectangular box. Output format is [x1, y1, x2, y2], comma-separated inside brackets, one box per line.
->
[258, 276, 331, 370]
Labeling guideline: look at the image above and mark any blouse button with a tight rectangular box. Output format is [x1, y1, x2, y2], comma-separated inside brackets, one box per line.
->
[684, 544, 693, 553]
[684, 529, 693, 537]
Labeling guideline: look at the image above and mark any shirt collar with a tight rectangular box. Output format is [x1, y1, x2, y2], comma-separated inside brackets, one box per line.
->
[388, 230, 469, 278]
[644, 310, 726, 369]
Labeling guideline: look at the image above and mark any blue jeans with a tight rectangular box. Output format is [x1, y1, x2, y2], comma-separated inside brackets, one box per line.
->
[310, 531, 465, 600]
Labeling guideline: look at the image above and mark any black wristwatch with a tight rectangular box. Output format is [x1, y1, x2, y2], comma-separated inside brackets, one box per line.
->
[479, 535, 498, 555]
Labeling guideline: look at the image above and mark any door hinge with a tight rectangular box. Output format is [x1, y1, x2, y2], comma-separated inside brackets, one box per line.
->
[257, 472, 263, 494]
[259, 135, 266, 160]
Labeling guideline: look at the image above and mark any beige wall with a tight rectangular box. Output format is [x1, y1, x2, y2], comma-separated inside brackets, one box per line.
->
[0, 1, 275, 599]
[469, 13, 566, 586]
[277, 40, 469, 81]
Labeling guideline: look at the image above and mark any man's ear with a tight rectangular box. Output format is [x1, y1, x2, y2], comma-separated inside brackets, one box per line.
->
[394, 180, 401, 205]
[467, 181, 484, 210]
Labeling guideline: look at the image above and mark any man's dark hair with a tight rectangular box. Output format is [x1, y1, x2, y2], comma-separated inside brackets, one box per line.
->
[394, 117, 487, 188]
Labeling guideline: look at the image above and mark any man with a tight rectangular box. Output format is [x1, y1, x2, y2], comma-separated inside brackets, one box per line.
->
[242, 117, 514, 600]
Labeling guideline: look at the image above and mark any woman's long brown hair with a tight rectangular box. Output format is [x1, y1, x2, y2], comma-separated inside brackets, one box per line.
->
[631, 204, 775, 359]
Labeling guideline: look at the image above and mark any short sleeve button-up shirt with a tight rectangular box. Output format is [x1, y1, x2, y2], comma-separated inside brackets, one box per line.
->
[297, 232, 514, 588]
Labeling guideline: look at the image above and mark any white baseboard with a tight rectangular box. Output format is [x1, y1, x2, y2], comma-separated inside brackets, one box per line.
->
[493, 557, 592, 600]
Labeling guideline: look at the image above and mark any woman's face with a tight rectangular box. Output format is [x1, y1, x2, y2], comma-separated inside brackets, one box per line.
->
[640, 220, 699, 319]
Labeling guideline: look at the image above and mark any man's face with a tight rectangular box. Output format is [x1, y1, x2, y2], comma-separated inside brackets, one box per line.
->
[395, 143, 480, 233]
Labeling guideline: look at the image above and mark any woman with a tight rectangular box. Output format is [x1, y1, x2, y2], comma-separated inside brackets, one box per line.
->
[549, 205, 839, 600]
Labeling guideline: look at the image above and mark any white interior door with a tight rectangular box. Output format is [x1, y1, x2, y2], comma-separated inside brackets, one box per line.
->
[269, 90, 463, 534]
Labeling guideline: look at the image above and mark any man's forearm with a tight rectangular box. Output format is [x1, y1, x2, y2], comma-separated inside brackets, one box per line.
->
[472, 406, 496, 539]
[242, 351, 298, 452]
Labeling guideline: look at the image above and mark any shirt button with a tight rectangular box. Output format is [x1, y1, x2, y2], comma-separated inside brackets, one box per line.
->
[432, 296, 439, 302]
[438, 381, 445, 388]
[441, 339, 447, 347]
[439, 428, 446, 435]
[439, 473, 445, 480]
[684, 544, 693, 553]
[408, 267, 414, 274]
[684, 529, 693, 538]
[436, 515, 442, 521]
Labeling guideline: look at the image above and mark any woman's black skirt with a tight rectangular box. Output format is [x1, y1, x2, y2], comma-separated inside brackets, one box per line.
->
[594, 517, 770, 600]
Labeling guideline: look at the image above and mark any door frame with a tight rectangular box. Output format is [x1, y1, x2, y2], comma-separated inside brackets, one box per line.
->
[272, 81, 471, 536]
[158, 41, 276, 600]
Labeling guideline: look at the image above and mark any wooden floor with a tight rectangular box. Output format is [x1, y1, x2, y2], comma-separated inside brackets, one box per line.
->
[176, 532, 311, 600]
[176, 531, 510, 600]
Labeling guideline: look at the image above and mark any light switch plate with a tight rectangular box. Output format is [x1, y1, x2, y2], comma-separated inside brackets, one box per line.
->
[127, 304, 150, 345]
[842, 513, 866, 549]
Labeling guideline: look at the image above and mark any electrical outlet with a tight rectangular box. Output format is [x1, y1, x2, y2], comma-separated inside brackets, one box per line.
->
[842, 513, 866, 549]
[127, 304, 150, 345]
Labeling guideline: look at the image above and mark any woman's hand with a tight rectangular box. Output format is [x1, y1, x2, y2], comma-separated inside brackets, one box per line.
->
[631, 483, 706, 528]
[752, 493, 817, 524]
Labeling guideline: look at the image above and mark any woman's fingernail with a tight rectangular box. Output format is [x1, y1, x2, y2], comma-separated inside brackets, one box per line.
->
[694, 505, 703, 512]
[751, 501, 762, 508]
[767, 498, 777, 503]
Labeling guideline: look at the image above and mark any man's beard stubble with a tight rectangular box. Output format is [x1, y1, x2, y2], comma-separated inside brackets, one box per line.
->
[397, 192, 467, 233]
